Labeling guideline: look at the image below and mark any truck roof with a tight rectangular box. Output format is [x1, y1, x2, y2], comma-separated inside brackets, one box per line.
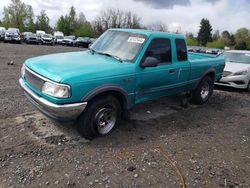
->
[110, 28, 185, 39]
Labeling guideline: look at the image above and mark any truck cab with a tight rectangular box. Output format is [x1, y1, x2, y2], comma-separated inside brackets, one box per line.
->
[19, 29, 225, 139]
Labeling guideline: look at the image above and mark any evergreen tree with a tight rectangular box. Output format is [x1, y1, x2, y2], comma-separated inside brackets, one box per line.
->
[197, 18, 213, 46]
[35, 10, 51, 33]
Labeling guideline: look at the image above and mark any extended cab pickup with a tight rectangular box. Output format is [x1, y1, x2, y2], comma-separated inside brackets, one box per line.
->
[19, 29, 225, 139]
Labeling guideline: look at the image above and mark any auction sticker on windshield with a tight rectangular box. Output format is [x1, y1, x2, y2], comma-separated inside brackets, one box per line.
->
[127, 37, 145, 44]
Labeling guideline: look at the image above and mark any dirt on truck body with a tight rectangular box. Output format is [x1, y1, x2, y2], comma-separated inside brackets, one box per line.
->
[0, 43, 249, 188]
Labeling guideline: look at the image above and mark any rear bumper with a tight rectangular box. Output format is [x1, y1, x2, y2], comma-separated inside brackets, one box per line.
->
[215, 75, 249, 89]
[19, 78, 87, 121]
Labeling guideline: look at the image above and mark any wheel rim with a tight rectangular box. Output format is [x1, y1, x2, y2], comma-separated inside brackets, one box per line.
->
[201, 82, 210, 100]
[94, 106, 117, 135]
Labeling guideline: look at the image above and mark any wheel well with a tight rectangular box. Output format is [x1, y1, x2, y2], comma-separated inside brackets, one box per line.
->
[206, 72, 215, 82]
[193, 71, 216, 91]
[88, 91, 128, 110]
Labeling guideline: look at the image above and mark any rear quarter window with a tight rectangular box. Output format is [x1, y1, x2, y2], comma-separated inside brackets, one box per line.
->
[175, 39, 188, 61]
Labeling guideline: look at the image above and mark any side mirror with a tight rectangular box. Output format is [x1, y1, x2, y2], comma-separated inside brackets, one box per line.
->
[141, 57, 159, 68]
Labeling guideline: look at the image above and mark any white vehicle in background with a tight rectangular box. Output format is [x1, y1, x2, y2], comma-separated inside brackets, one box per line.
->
[216, 50, 250, 91]
[8, 28, 20, 34]
[54, 31, 64, 45]
[4, 29, 21, 44]
[23, 32, 32, 42]
[36, 30, 45, 36]
[62, 35, 75, 46]
[0, 27, 6, 40]
[41, 33, 53, 46]
[36, 30, 46, 43]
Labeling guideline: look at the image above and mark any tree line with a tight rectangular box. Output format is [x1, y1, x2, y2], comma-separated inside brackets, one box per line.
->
[0, 0, 249, 50]
[187, 18, 250, 50]
[0, 0, 168, 38]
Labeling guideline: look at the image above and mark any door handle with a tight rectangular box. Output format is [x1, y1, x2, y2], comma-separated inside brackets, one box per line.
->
[169, 69, 175, 73]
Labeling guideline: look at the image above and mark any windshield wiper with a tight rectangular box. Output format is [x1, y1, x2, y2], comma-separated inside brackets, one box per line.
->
[98, 52, 123, 63]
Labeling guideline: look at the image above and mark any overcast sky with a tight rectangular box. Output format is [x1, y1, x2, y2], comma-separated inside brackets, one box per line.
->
[0, 0, 249, 34]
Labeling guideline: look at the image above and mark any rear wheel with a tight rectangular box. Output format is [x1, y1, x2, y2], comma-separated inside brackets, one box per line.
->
[191, 76, 214, 105]
[77, 95, 121, 140]
[246, 81, 250, 92]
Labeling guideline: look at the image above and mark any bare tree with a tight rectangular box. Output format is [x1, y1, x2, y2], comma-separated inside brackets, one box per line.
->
[147, 22, 168, 32]
[93, 8, 142, 36]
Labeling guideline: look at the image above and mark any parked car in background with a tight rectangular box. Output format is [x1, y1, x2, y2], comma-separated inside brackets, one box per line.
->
[4, 30, 21, 44]
[36, 30, 46, 43]
[22, 32, 32, 42]
[54, 31, 64, 45]
[25, 33, 39, 44]
[62, 36, 75, 46]
[0, 27, 6, 41]
[41, 34, 53, 45]
[8, 28, 20, 34]
[19, 28, 225, 139]
[216, 50, 250, 91]
[74, 37, 92, 47]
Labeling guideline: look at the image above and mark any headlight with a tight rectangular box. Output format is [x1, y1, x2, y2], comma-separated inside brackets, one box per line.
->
[42, 81, 70, 98]
[21, 64, 25, 78]
[233, 69, 250, 76]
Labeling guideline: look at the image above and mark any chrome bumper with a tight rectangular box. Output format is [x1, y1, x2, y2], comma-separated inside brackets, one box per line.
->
[19, 78, 87, 121]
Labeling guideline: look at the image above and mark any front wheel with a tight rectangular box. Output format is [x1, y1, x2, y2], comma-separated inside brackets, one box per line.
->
[191, 76, 214, 105]
[77, 95, 121, 140]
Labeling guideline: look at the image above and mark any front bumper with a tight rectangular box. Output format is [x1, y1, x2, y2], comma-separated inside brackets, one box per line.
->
[19, 78, 87, 121]
[215, 75, 250, 89]
[5, 37, 21, 42]
[42, 40, 53, 44]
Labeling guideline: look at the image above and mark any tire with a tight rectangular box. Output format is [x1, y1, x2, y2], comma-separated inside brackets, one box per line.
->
[246, 81, 250, 92]
[77, 95, 121, 140]
[191, 76, 214, 105]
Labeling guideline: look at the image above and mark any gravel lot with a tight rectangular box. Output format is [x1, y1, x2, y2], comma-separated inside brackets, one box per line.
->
[0, 43, 249, 188]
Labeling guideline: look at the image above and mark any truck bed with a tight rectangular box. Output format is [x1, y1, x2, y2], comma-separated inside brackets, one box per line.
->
[188, 52, 220, 60]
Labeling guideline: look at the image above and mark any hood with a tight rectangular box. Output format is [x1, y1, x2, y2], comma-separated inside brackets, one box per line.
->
[42, 37, 52, 40]
[63, 39, 73, 42]
[224, 62, 250, 73]
[25, 51, 134, 83]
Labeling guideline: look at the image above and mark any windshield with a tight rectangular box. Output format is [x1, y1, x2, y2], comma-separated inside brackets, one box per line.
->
[43, 34, 52, 38]
[56, 36, 63, 39]
[82, 37, 90, 41]
[29, 33, 37, 37]
[90, 30, 147, 61]
[65, 36, 74, 39]
[225, 52, 250, 64]
[7, 31, 18, 35]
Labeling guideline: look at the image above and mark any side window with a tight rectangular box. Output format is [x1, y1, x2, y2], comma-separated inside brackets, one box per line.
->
[145, 38, 172, 64]
[175, 39, 187, 61]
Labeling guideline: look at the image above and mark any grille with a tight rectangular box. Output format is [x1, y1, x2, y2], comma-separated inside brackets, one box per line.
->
[43, 39, 52, 42]
[24, 68, 45, 91]
[222, 71, 232, 77]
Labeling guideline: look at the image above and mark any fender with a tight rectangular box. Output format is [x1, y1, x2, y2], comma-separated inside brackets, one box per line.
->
[81, 84, 131, 109]
[193, 68, 216, 90]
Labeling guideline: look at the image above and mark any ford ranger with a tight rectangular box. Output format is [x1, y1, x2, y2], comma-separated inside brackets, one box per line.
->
[19, 29, 225, 139]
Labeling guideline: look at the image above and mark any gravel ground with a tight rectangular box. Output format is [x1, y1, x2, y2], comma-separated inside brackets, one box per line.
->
[0, 43, 249, 188]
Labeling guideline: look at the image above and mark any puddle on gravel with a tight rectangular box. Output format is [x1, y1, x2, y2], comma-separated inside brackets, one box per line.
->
[13, 112, 89, 146]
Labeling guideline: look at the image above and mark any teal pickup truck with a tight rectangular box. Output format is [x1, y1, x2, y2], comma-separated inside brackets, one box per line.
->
[19, 29, 225, 139]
